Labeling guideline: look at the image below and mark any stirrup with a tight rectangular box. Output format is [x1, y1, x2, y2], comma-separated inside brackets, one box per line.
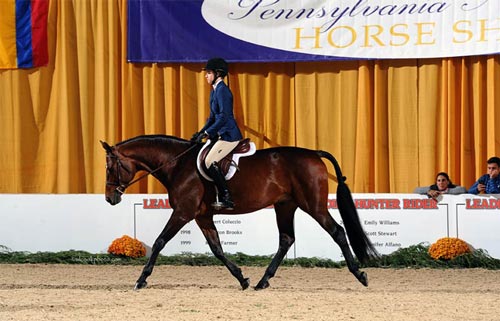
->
[213, 201, 234, 211]
[212, 190, 234, 210]
[211, 201, 225, 211]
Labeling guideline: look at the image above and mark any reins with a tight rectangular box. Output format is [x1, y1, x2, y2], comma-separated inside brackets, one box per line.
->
[108, 143, 199, 194]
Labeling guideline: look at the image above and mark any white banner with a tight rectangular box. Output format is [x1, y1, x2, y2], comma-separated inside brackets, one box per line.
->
[1, 194, 500, 260]
[202, 0, 500, 59]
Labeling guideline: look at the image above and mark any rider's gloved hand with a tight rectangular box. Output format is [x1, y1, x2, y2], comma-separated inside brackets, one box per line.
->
[190, 131, 201, 142]
[191, 131, 208, 143]
[196, 132, 208, 143]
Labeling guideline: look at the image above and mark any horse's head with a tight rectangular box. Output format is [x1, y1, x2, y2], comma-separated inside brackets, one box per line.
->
[101, 140, 137, 205]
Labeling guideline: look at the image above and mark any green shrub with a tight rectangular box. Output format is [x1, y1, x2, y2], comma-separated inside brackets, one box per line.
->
[1, 244, 500, 269]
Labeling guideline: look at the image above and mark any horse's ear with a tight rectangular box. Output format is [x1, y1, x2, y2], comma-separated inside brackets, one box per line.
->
[100, 140, 113, 153]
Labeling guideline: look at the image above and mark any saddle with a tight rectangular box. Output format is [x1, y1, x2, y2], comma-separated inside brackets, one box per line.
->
[197, 138, 256, 181]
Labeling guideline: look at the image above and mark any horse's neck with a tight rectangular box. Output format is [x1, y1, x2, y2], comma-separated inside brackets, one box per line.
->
[120, 139, 189, 171]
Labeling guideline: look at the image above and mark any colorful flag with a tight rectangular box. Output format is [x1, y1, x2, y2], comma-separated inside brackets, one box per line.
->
[0, 0, 49, 69]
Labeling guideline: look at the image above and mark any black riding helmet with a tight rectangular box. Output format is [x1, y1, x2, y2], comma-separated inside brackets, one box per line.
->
[203, 57, 228, 78]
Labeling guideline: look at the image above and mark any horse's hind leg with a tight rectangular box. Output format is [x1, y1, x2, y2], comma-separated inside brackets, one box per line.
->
[134, 213, 190, 290]
[255, 201, 297, 290]
[195, 216, 250, 290]
[310, 210, 368, 286]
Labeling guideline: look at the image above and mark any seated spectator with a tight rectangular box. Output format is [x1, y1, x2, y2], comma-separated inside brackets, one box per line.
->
[468, 156, 500, 194]
[414, 172, 466, 200]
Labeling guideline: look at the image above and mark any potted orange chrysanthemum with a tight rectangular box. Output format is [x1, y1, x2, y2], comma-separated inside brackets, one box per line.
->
[428, 237, 471, 260]
[108, 235, 146, 258]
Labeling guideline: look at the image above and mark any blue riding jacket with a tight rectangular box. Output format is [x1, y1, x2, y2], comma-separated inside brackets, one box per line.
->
[200, 81, 242, 142]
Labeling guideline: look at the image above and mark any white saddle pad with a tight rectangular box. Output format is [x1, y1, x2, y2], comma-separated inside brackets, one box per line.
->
[196, 139, 256, 181]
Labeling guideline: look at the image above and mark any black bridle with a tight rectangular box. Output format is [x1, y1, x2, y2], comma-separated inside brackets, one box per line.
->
[105, 143, 199, 195]
[105, 154, 131, 194]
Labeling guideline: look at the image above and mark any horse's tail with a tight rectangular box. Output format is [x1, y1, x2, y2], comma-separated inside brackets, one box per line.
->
[317, 150, 379, 264]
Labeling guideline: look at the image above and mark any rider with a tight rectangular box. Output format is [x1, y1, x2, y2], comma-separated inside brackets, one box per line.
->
[191, 58, 243, 210]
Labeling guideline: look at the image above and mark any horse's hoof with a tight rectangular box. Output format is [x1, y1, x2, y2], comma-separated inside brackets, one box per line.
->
[254, 280, 269, 291]
[134, 281, 147, 291]
[358, 271, 368, 287]
[241, 278, 250, 290]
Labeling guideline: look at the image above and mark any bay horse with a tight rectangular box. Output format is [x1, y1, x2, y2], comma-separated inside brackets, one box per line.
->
[101, 135, 378, 290]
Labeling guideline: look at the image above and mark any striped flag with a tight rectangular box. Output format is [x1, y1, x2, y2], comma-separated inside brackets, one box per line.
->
[0, 0, 49, 69]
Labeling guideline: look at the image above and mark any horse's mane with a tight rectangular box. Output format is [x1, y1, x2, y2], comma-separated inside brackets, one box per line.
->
[116, 134, 189, 147]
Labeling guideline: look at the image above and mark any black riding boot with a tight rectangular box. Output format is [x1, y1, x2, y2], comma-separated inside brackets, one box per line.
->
[208, 162, 235, 210]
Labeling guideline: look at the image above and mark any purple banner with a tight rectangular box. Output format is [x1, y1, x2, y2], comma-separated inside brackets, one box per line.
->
[126, 0, 345, 63]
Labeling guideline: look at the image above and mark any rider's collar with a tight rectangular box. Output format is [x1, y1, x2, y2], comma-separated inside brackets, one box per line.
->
[212, 78, 223, 90]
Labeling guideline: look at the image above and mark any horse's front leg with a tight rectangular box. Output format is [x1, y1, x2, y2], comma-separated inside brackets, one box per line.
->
[195, 215, 250, 290]
[134, 212, 192, 290]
